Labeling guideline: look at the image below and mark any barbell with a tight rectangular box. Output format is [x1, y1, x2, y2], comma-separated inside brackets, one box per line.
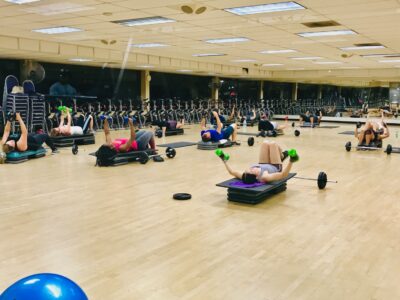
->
[345, 141, 392, 154]
[138, 147, 176, 164]
[294, 171, 338, 190]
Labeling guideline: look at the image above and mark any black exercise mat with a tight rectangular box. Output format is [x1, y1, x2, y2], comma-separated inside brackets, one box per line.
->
[216, 173, 296, 192]
[338, 131, 355, 135]
[158, 141, 197, 148]
[299, 125, 340, 129]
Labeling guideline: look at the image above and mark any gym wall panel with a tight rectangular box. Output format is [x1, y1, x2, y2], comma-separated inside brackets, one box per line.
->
[181, 60, 190, 68]
[171, 58, 180, 67]
[198, 62, 207, 70]
[189, 61, 198, 69]
[222, 65, 230, 74]
[160, 57, 170, 67]
[109, 50, 123, 61]
[149, 55, 159, 65]
[40, 41, 59, 54]
[94, 48, 109, 59]
[78, 46, 94, 58]
[0, 36, 18, 50]
[19, 39, 39, 52]
[207, 63, 215, 72]
[214, 65, 222, 73]
[137, 54, 148, 64]
[59, 44, 78, 56]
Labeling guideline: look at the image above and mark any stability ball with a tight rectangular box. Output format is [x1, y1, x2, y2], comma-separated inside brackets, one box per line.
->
[0, 273, 88, 300]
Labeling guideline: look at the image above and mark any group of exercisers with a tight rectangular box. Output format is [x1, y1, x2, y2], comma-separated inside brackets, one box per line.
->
[0, 106, 392, 186]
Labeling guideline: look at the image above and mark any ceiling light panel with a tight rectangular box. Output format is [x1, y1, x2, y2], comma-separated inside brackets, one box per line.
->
[340, 45, 385, 51]
[224, 1, 305, 16]
[112, 16, 175, 27]
[32, 26, 82, 34]
[260, 49, 297, 54]
[130, 43, 168, 48]
[298, 30, 357, 37]
[69, 58, 93, 62]
[291, 57, 323, 60]
[314, 61, 343, 64]
[379, 60, 400, 63]
[192, 53, 226, 57]
[204, 37, 249, 44]
[232, 59, 257, 62]
[5, 0, 39, 3]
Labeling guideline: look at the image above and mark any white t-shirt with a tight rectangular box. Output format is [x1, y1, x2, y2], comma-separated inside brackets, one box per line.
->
[70, 126, 83, 135]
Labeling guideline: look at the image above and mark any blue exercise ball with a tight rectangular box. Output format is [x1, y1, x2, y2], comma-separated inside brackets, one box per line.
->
[0, 273, 88, 300]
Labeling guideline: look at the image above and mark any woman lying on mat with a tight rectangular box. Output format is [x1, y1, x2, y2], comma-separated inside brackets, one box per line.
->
[220, 141, 298, 184]
[50, 110, 93, 137]
[258, 113, 288, 132]
[95, 118, 156, 165]
[355, 111, 390, 146]
[152, 119, 184, 136]
[355, 121, 389, 146]
[299, 110, 322, 126]
[0, 112, 58, 163]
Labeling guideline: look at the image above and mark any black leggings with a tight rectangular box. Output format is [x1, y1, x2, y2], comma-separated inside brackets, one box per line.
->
[28, 134, 56, 151]
[258, 120, 274, 132]
[152, 120, 177, 130]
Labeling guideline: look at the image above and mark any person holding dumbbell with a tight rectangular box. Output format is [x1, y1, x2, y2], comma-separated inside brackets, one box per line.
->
[201, 111, 239, 144]
[95, 118, 156, 166]
[258, 114, 288, 135]
[152, 119, 185, 137]
[355, 111, 390, 146]
[299, 110, 322, 127]
[50, 109, 94, 137]
[0, 112, 58, 163]
[217, 140, 298, 184]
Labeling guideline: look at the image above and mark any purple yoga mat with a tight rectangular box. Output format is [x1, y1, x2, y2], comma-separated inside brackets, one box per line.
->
[229, 181, 265, 188]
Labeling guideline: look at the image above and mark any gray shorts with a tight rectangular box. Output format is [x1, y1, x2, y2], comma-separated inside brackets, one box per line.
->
[136, 131, 153, 150]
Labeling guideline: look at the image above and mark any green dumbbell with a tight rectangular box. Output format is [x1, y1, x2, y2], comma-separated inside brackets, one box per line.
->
[57, 106, 72, 113]
[288, 149, 299, 162]
[215, 149, 230, 161]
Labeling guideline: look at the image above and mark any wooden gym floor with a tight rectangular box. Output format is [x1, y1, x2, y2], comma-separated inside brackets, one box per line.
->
[1, 122, 400, 300]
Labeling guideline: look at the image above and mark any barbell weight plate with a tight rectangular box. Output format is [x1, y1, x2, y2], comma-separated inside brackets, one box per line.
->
[317, 171, 327, 189]
[291, 122, 295, 127]
[72, 144, 78, 155]
[166, 147, 176, 158]
[248, 137, 255, 146]
[345, 141, 351, 152]
[173, 193, 192, 201]
[156, 130, 162, 138]
[139, 152, 149, 164]
[386, 144, 392, 155]
[294, 130, 300, 137]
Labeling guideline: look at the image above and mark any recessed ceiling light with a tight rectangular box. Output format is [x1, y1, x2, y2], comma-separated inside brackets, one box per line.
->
[192, 53, 226, 57]
[204, 37, 249, 44]
[32, 26, 82, 34]
[5, 0, 40, 3]
[362, 54, 400, 58]
[314, 61, 343, 64]
[112, 16, 175, 27]
[232, 59, 257, 62]
[68, 58, 93, 62]
[130, 43, 168, 48]
[291, 56, 323, 60]
[224, 1, 305, 15]
[260, 49, 297, 54]
[136, 65, 154, 68]
[177, 69, 192, 72]
[263, 63, 283, 66]
[379, 60, 400, 63]
[298, 30, 356, 37]
[340, 45, 385, 51]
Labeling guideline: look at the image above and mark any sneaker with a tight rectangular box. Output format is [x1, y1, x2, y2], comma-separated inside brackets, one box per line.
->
[233, 141, 241, 146]
[52, 148, 60, 154]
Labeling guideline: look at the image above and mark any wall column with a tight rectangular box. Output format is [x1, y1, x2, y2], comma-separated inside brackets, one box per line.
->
[259, 80, 264, 100]
[292, 82, 298, 101]
[140, 70, 150, 101]
[317, 85, 322, 99]
[211, 77, 219, 102]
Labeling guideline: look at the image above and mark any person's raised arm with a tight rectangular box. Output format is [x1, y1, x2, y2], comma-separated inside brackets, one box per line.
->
[213, 111, 223, 133]
[1, 120, 11, 145]
[200, 116, 207, 130]
[103, 118, 112, 144]
[222, 160, 242, 180]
